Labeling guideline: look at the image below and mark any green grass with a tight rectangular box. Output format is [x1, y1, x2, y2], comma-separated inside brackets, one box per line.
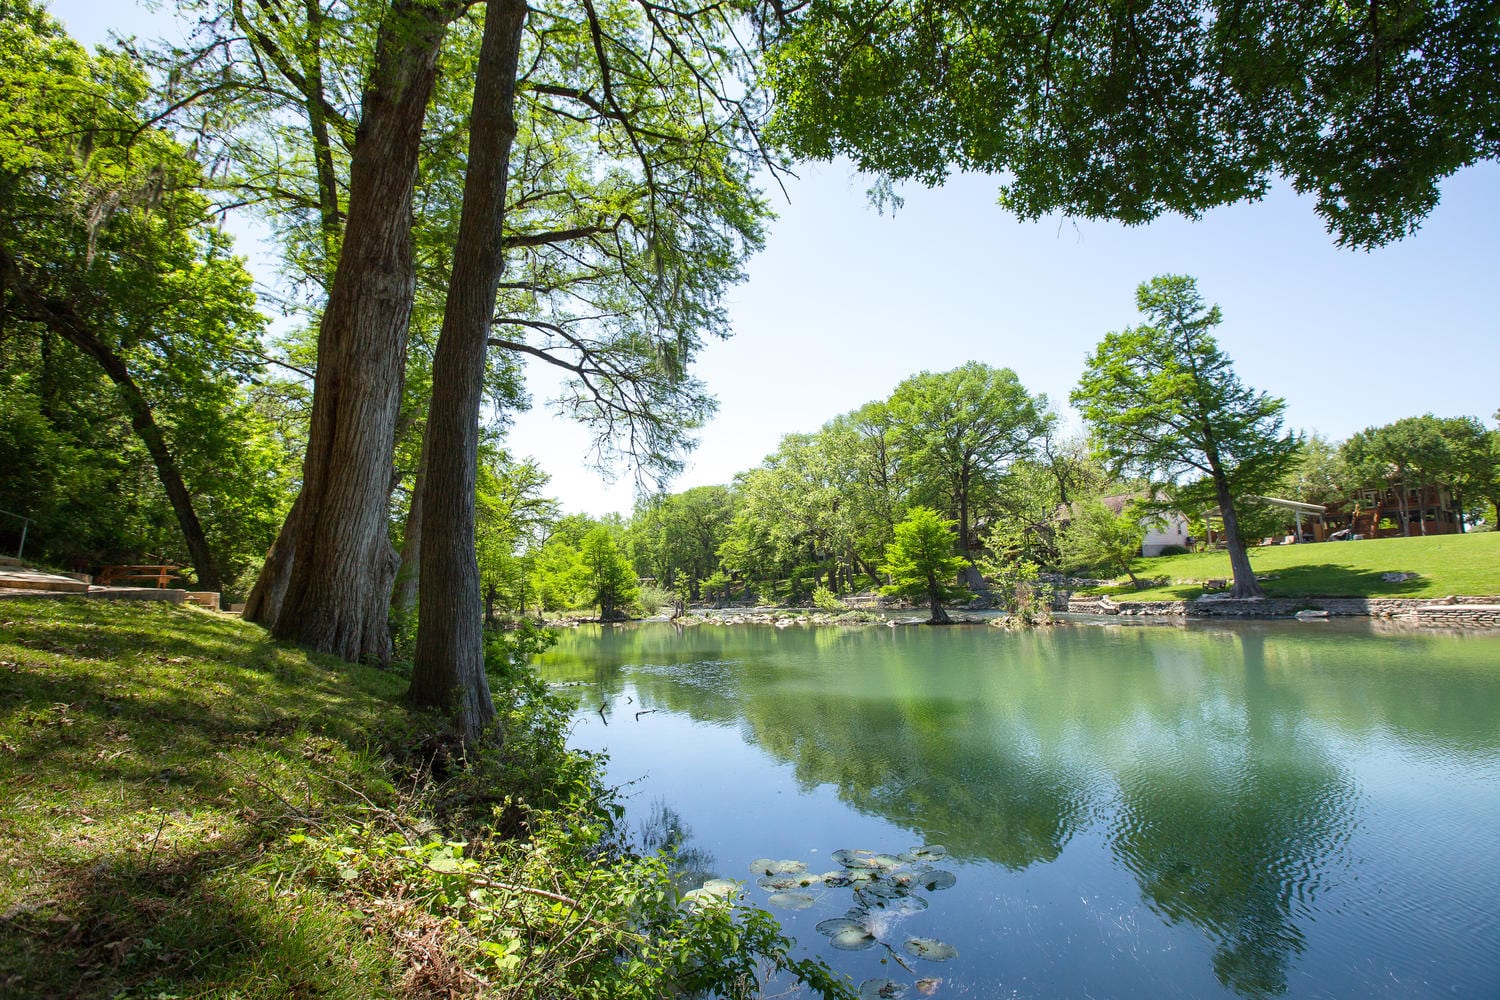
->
[0, 599, 413, 999]
[1081, 531, 1500, 601]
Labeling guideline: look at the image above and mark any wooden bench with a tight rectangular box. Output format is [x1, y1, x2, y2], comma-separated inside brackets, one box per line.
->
[98, 565, 182, 588]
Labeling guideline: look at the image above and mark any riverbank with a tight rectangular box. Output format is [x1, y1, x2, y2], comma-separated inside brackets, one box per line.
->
[0, 600, 849, 1000]
[1065, 593, 1500, 628]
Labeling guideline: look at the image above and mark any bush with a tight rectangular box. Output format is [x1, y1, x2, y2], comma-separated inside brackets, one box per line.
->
[1155, 544, 1190, 557]
[634, 583, 675, 616]
[811, 585, 844, 611]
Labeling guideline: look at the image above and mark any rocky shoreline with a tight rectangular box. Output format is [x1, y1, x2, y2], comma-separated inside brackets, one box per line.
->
[546, 592, 1500, 630]
[1064, 593, 1500, 628]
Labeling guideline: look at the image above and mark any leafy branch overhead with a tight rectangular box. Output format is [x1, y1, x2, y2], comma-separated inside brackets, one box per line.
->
[761, 0, 1500, 247]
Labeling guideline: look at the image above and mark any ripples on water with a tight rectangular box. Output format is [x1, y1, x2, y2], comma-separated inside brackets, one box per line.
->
[538, 621, 1500, 999]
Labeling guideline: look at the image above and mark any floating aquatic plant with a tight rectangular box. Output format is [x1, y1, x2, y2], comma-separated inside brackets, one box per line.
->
[828, 927, 879, 950]
[744, 841, 961, 991]
[901, 937, 958, 962]
[767, 890, 818, 910]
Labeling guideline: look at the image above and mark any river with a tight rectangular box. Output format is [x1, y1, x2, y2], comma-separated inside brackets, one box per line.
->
[534, 618, 1500, 999]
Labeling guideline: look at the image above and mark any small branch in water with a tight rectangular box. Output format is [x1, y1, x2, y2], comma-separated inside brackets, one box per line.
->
[597, 701, 609, 725]
[881, 940, 915, 973]
[634, 709, 656, 721]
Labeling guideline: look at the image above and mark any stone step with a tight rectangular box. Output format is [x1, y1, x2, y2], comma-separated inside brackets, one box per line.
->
[0, 569, 90, 594]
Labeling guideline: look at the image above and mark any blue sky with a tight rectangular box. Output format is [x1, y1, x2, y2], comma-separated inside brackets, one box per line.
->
[50, 1, 1500, 517]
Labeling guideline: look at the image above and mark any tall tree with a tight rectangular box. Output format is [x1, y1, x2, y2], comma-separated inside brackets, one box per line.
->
[1073, 275, 1299, 599]
[243, 0, 464, 664]
[0, 1, 279, 592]
[408, 0, 529, 743]
[1435, 416, 1495, 532]
[581, 525, 638, 622]
[887, 362, 1050, 577]
[761, 0, 1500, 248]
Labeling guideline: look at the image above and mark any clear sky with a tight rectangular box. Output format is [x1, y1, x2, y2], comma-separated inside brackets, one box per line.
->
[50, 1, 1500, 518]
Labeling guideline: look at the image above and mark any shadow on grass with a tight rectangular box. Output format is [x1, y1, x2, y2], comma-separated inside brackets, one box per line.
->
[0, 601, 413, 998]
[0, 832, 392, 999]
[1090, 565, 1433, 601]
[1257, 564, 1428, 599]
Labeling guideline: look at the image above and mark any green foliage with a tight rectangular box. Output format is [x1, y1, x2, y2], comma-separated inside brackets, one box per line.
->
[0, 597, 853, 1000]
[1342, 413, 1498, 532]
[582, 525, 639, 621]
[0, 2, 295, 582]
[763, 0, 1500, 248]
[888, 362, 1052, 554]
[1061, 500, 1149, 588]
[1073, 275, 1298, 596]
[628, 485, 735, 597]
[880, 507, 970, 622]
[811, 585, 845, 611]
[976, 522, 1054, 625]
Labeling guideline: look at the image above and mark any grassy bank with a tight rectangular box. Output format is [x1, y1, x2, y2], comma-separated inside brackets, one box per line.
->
[1082, 531, 1500, 601]
[0, 601, 848, 1000]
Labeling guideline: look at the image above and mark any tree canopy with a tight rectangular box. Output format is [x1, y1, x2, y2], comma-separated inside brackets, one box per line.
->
[1073, 275, 1299, 597]
[879, 507, 970, 624]
[762, 0, 1500, 247]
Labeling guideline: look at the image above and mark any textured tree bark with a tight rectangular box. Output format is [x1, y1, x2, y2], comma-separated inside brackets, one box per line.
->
[1214, 474, 1264, 599]
[252, 0, 454, 665]
[407, 0, 529, 743]
[242, 493, 298, 622]
[1, 249, 221, 591]
[390, 442, 426, 617]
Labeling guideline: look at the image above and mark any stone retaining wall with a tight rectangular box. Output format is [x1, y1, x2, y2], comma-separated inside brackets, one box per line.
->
[1065, 594, 1500, 628]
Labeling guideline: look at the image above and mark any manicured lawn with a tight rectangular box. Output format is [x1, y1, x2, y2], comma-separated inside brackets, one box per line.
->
[1081, 531, 1500, 601]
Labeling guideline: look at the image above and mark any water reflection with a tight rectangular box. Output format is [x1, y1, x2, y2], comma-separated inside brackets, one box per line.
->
[536, 621, 1500, 998]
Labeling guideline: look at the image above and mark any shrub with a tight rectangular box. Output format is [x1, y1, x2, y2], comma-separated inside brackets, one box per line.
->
[811, 585, 844, 611]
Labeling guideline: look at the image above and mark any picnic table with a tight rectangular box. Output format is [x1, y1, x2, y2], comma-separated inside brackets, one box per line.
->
[97, 564, 182, 588]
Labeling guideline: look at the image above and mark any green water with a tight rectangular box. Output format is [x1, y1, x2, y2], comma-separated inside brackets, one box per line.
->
[535, 619, 1500, 999]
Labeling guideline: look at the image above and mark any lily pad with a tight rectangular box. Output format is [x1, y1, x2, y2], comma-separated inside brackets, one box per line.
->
[854, 881, 907, 901]
[907, 844, 948, 861]
[861, 892, 929, 915]
[749, 858, 808, 876]
[757, 874, 808, 891]
[698, 878, 739, 897]
[821, 870, 853, 887]
[832, 848, 880, 869]
[869, 853, 906, 869]
[902, 937, 959, 962]
[767, 891, 817, 910]
[858, 978, 910, 999]
[829, 927, 879, 951]
[916, 870, 957, 892]
[915, 978, 942, 996]
[815, 916, 868, 937]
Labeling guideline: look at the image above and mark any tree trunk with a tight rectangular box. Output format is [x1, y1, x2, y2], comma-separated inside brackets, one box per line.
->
[255, 0, 453, 666]
[927, 579, 951, 625]
[243, 491, 301, 622]
[1213, 474, 1264, 599]
[407, 0, 528, 744]
[391, 441, 426, 616]
[0, 251, 221, 591]
[1395, 478, 1412, 536]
